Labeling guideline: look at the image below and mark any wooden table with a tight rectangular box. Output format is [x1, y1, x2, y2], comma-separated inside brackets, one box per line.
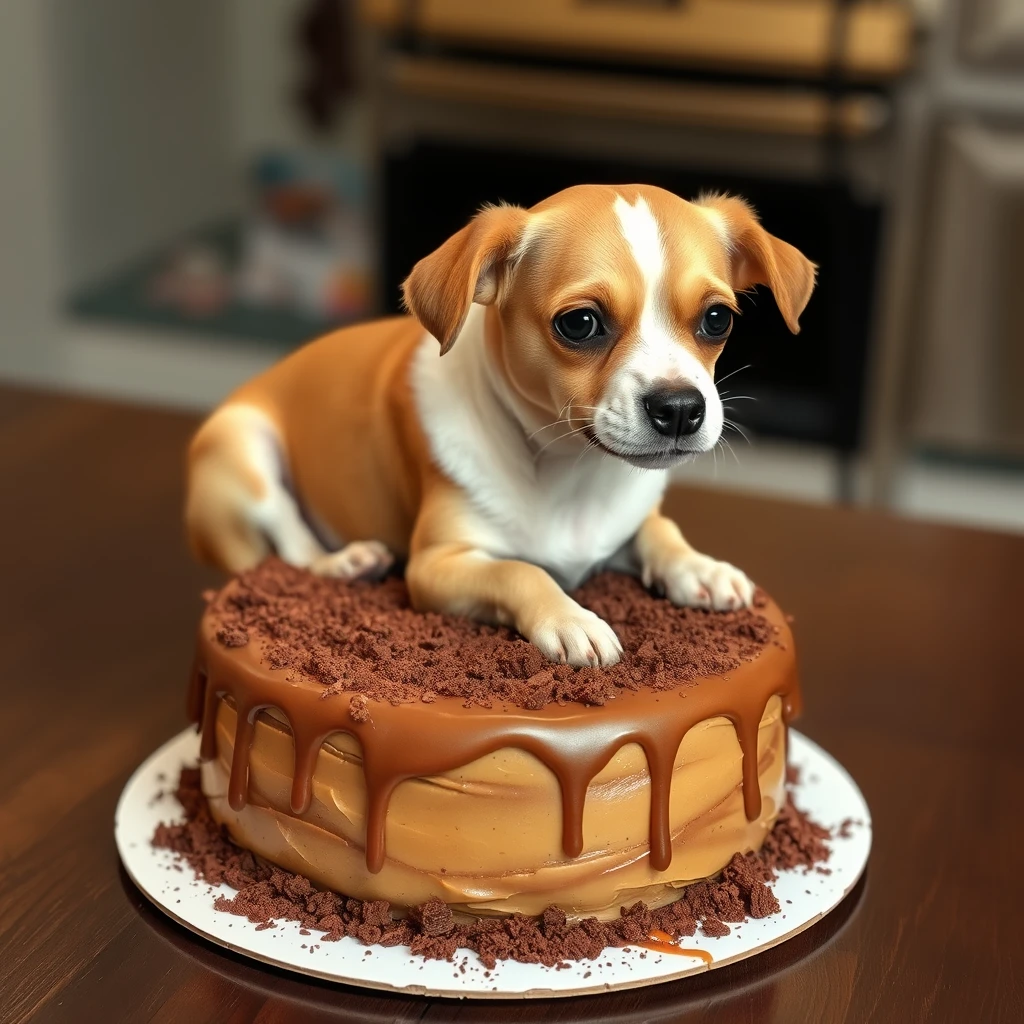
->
[2, 386, 1021, 1023]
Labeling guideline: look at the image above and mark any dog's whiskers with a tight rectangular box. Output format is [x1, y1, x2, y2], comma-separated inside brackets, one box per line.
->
[723, 418, 752, 445]
[525, 391, 580, 443]
[525, 394, 600, 446]
[571, 435, 600, 473]
[526, 411, 582, 444]
[723, 405, 754, 422]
[532, 422, 592, 460]
[714, 435, 741, 467]
[715, 364, 752, 387]
[527, 393, 605, 461]
[526, 418, 568, 444]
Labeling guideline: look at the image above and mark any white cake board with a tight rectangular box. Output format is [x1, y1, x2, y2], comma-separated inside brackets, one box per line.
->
[115, 727, 870, 999]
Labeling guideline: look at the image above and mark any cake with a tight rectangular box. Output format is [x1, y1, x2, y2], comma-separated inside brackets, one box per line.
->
[189, 559, 800, 921]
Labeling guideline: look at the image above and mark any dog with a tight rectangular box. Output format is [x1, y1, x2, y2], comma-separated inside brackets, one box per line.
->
[186, 184, 815, 667]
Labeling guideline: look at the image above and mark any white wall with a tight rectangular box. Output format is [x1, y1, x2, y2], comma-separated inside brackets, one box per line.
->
[50, 0, 238, 293]
[0, 0, 62, 380]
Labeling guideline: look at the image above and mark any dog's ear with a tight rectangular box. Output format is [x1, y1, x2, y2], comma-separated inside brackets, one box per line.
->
[698, 195, 816, 334]
[402, 203, 529, 354]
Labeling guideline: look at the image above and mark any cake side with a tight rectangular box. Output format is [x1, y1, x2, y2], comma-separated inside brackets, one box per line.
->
[189, 564, 800, 918]
[200, 693, 786, 918]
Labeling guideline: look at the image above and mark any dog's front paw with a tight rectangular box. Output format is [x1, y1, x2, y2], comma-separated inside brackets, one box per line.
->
[311, 540, 394, 581]
[649, 552, 754, 611]
[526, 603, 623, 667]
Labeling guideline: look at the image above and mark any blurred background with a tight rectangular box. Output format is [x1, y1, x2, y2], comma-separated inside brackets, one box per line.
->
[1, 0, 1022, 531]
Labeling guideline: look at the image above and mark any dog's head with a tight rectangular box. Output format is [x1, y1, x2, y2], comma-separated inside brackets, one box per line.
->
[403, 185, 816, 469]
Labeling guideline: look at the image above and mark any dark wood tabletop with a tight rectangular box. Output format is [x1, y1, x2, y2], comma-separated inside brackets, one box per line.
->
[2, 384, 1022, 1024]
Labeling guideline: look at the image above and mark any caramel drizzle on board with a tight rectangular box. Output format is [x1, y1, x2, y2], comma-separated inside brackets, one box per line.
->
[188, 599, 800, 875]
[639, 930, 715, 963]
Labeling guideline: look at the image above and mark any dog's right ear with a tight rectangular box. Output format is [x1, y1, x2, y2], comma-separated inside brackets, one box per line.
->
[697, 194, 816, 334]
[402, 204, 528, 354]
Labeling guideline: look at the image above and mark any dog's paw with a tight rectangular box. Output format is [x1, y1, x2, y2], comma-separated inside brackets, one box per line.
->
[311, 540, 394, 581]
[650, 552, 754, 611]
[527, 605, 623, 667]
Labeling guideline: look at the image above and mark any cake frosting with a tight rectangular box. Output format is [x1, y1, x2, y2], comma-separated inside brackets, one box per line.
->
[189, 561, 800, 919]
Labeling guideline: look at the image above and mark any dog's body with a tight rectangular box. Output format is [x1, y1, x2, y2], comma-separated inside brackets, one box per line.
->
[187, 184, 815, 666]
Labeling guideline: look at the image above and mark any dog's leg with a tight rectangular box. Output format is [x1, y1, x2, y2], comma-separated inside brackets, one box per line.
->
[633, 508, 754, 611]
[407, 485, 621, 666]
[407, 541, 622, 667]
[310, 540, 394, 580]
[186, 404, 326, 574]
[407, 488, 621, 666]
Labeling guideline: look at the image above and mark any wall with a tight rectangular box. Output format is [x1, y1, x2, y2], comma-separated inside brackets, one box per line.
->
[50, 0, 237, 293]
[0, 0, 62, 380]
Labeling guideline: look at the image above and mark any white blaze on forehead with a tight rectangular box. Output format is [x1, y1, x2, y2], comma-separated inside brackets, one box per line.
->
[611, 193, 699, 383]
[597, 193, 724, 454]
[613, 195, 665, 296]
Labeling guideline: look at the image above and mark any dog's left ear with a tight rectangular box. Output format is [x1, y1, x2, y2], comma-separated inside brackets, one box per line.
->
[698, 195, 817, 334]
[402, 203, 529, 354]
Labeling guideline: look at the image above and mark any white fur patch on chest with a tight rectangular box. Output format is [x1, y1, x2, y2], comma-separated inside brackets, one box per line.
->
[483, 453, 664, 588]
[410, 310, 666, 588]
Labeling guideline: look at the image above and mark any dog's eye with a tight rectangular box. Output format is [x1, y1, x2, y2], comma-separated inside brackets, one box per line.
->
[699, 304, 733, 341]
[553, 308, 604, 345]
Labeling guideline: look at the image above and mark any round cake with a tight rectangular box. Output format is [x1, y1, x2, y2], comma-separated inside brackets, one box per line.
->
[189, 560, 800, 920]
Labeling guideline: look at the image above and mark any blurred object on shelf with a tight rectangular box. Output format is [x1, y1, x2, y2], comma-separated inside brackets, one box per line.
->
[72, 149, 374, 346]
[149, 242, 232, 319]
[235, 150, 373, 322]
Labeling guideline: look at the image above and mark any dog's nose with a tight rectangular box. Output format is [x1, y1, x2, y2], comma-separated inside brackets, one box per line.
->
[644, 386, 706, 438]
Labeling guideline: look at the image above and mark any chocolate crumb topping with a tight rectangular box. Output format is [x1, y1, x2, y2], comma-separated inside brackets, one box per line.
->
[347, 693, 371, 724]
[215, 627, 249, 649]
[205, 558, 774, 709]
[410, 897, 455, 937]
[153, 767, 831, 968]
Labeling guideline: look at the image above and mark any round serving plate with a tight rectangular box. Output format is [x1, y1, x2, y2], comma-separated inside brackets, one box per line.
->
[116, 727, 870, 999]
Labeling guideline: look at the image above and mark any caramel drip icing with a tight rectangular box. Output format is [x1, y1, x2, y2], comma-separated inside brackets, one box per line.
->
[188, 601, 800, 875]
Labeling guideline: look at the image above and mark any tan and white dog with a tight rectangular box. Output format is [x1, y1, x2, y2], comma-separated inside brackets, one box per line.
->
[186, 184, 815, 667]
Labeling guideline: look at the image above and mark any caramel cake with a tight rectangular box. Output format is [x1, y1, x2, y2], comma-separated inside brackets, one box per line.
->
[188, 560, 801, 920]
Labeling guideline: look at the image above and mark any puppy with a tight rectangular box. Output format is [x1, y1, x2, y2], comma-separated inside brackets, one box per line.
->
[186, 185, 815, 667]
